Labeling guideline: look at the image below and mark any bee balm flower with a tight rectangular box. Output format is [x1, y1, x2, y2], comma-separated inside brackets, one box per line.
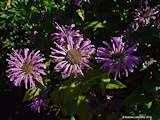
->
[6, 48, 46, 89]
[96, 36, 139, 80]
[50, 37, 95, 78]
[133, 0, 159, 27]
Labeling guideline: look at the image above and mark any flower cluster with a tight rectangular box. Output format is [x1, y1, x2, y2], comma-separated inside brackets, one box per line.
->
[6, 48, 46, 89]
[4, 0, 159, 115]
[96, 36, 139, 80]
[6, 0, 158, 89]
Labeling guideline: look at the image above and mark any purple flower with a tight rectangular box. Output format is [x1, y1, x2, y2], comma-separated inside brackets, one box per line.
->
[96, 36, 139, 80]
[123, 0, 159, 36]
[6, 48, 46, 89]
[51, 22, 82, 44]
[50, 37, 95, 78]
[30, 92, 48, 113]
[133, 6, 159, 27]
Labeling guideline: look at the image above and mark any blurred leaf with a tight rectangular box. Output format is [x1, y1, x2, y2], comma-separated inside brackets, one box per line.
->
[76, 9, 85, 21]
[77, 96, 86, 105]
[101, 78, 111, 83]
[151, 102, 160, 120]
[0, 13, 8, 19]
[84, 21, 106, 31]
[144, 101, 153, 109]
[156, 86, 160, 91]
[70, 115, 75, 120]
[106, 80, 126, 89]
[45, 60, 51, 67]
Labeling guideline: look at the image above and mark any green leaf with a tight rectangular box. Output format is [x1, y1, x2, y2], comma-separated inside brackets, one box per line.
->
[23, 88, 41, 102]
[76, 9, 85, 21]
[50, 70, 108, 115]
[100, 77, 111, 93]
[155, 86, 160, 91]
[84, 21, 106, 31]
[101, 78, 111, 83]
[36, 79, 47, 90]
[144, 101, 153, 109]
[105, 80, 127, 89]
[45, 60, 51, 67]
[0, 13, 8, 19]
[70, 115, 75, 120]
[76, 96, 86, 105]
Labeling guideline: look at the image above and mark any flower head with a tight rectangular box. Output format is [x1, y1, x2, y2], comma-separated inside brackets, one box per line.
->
[96, 36, 139, 80]
[6, 48, 46, 89]
[30, 92, 48, 113]
[51, 22, 82, 44]
[133, 6, 159, 27]
[50, 37, 95, 78]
